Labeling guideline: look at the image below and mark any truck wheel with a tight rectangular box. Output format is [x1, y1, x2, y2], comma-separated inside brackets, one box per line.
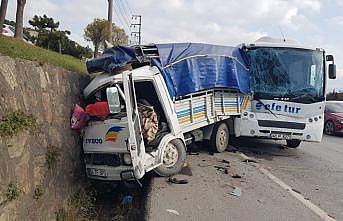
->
[210, 122, 229, 153]
[154, 139, 186, 177]
[286, 139, 301, 148]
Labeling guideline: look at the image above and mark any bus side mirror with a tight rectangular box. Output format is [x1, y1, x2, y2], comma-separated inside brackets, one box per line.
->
[106, 87, 121, 113]
[329, 64, 336, 79]
[326, 55, 336, 79]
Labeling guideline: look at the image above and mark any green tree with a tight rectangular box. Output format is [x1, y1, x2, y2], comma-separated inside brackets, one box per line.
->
[111, 25, 128, 46]
[29, 14, 92, 59]
[4, 19, 15, 26]
[14, 0, 26, 39]
[84, 18, 128, 57]
[29, 14, 59, 31]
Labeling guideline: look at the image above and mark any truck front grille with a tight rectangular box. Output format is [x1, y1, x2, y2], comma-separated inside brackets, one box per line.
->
[84, 153, 121, 167]
[257, 120, 306, 130]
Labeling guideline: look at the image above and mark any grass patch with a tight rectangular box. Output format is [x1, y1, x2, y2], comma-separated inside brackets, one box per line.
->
[0, 36, 87, 74]
[46, 146, 60, 169]
[69, 187, 97, 218]
[0, 111, 36, 137]
[55, 186, 96, 221]
[5, 183, 20, 202]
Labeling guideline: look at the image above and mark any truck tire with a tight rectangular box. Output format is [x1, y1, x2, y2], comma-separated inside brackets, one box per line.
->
[154, 139, 186, 177]
[286, 139, 301, 148]
[210, 122, 229, 153]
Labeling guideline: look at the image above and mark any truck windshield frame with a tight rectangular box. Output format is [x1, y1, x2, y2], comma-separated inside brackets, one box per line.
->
[247, 47, 325, 104]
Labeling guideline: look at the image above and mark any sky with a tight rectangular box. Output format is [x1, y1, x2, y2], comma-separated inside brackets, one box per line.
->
[5, 0, 343, 91]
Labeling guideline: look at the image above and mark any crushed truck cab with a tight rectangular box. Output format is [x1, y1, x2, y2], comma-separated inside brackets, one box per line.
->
[83, 66, 185, 181]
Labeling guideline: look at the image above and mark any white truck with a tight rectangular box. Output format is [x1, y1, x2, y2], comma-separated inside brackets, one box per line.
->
[81, 38, 336, 182]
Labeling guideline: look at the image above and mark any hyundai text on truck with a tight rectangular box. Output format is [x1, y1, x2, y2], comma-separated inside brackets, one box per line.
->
[80, 37, 336, 182]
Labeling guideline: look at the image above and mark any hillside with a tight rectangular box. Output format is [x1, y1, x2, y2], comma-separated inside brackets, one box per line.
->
[0, 36, 87, 74]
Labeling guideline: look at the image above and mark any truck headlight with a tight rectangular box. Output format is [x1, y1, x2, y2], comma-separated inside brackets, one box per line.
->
[123, 153, 132, 165]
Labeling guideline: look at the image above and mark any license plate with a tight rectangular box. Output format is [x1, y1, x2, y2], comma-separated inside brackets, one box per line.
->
[89, 168, 107, 177]
[271, 133, 291, 139]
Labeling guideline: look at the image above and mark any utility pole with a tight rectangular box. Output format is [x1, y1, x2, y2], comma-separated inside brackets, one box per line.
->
[107, 0, 113, 42]
[131, 15, 141, 45]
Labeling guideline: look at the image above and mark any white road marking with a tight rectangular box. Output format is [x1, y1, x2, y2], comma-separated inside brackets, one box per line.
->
[239, 153, 336, 221]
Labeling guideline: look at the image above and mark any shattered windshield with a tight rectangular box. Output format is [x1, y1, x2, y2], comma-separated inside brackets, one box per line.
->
[248, 47, 325, 103]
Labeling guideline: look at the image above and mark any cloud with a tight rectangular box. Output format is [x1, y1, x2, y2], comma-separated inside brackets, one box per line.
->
[4, 0, 322, 47]
[327, 16, 343, 26]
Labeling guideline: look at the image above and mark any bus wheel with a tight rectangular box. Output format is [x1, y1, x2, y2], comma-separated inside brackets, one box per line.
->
[211, 123, 229, 153]
[154, 139, 186, 177]
[286, 139, 301, 148]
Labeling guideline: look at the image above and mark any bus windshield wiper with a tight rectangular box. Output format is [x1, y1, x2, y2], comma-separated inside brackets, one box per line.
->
[290, 93, 316, 102]
[255, 98, 278, 118]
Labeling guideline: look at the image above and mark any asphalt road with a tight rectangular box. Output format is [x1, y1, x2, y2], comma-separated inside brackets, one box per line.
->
[146, 135, 343, 221]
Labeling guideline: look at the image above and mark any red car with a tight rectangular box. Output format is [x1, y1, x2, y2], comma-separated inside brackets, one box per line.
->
[324, 101, 343, 135]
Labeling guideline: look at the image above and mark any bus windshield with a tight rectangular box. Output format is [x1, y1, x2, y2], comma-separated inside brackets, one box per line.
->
[248, 47, 325, 104]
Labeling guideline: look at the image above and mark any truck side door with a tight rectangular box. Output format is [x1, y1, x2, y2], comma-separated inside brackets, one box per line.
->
[123, 71, 146, 179]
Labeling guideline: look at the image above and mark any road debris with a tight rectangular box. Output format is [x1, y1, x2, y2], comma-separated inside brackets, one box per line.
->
[166, 209, 180, 216]
[239, 153, 258, 163]
[230, 187, 242, 197]
[198, 163, 213, 167]
[121, 195, 133, 205]
[180, 163, 193, 176]
[214, 166, 229, 174]
[231, 174, 242, 179]
[167, 177, 189, 184]
[292, 188, 302, 194]
[221, 159, 230, 165]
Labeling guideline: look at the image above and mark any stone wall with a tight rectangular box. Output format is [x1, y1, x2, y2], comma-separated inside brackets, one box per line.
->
[0, 55, 89, 221]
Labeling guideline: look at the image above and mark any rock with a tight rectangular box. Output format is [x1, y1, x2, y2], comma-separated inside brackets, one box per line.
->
[15, 151, 31, 193]
[7, 131, 30, 159]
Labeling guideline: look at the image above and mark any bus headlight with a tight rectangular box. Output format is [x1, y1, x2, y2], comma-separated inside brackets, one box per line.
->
[123, 153, 132, 165]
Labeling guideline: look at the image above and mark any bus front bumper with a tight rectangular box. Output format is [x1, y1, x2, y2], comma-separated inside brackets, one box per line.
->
[235, 114, 324, 142]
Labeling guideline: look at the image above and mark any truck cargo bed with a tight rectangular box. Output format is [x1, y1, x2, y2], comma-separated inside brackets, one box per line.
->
[174, 90, 250, 133]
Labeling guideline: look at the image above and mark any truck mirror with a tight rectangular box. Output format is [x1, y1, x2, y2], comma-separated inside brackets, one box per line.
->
[329, 64, 336, 79]
[106, 87, 121, 113]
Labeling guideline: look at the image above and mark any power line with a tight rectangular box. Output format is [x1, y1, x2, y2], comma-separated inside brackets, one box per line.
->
[122, 0, 133, 16]
[119, 0, 132, 21]
[114, 0, 130, 29]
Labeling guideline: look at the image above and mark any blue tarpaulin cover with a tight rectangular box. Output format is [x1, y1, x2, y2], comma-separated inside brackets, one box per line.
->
[153, 43, 250, 98]
[86, 43, 250, 98]
[86, 46, 138, 73]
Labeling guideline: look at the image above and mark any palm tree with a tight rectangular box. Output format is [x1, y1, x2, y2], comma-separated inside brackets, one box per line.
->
[0, 0, 9, 28]
[14, 0, 26, 39]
